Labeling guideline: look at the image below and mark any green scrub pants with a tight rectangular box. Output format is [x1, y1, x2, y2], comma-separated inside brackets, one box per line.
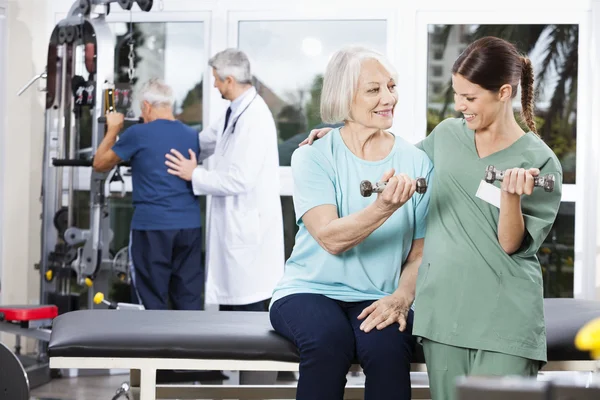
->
[421, 338, 540, 400]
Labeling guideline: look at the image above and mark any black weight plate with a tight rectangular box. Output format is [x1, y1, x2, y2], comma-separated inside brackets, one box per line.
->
[137, 0, 153, 12]
[118, 0, 134, 10]
[0, 342, 29, 400]
[79, 0, 91, 15]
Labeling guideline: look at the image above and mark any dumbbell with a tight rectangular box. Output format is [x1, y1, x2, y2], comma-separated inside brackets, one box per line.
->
[484, 165, 555, 193]
[360, 177, 427, 197]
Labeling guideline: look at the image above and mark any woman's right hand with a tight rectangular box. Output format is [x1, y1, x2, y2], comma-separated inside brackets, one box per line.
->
[375, 168, 417, 214]
[298, 127, 333, 146]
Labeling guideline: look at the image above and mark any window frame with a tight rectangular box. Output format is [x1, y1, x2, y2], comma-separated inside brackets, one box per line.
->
[48, 0, 600, 301]
[0, 6, 6, 303]
[69, 11, 211, 193]
[227, 9, 398, 196]
[414, 9, 597, 300]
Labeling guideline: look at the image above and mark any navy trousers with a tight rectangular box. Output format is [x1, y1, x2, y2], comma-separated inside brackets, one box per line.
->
[270, 293, 415, 400]
[129, 228, 203, 310]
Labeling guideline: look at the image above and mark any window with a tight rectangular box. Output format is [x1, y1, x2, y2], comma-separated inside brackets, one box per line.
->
[430, 82, 443, 95]
[539, 202, 575, 298]
[237, 20, 387, 167]
[425, 24, 577, 297]
[426, 24, 578, 185]
[237, 19, 387, 261]
[77, 22, 205, 152]
[431, 65, 443, 77]
[72, 21, 207, 302]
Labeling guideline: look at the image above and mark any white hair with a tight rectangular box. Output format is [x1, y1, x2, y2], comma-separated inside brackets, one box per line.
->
[320, 46, 398, 124]
[138, 78, 174, 108]
[208, 48, 252, 84]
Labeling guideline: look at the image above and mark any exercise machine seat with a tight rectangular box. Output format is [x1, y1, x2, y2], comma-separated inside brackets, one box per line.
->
[0, 305, 58, 322]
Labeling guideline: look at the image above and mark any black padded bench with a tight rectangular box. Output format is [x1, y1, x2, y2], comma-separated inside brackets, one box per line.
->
[47, 298, 600, 400]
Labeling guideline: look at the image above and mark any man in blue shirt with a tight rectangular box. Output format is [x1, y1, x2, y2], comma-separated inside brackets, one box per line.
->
[93, 78, 203, 310]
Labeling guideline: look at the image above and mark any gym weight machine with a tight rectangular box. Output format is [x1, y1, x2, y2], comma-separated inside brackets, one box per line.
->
[0, 1, 154, 397]
[36, 0, 153, 314]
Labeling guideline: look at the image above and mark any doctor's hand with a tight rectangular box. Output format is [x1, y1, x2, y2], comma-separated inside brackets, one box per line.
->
[165, 149, 197, 181]
[298, 127, 333, 146]
[501, 167, 540, 196]
[357, 292, 412, 333]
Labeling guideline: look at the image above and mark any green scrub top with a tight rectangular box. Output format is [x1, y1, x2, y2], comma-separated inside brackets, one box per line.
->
[413, 118, 563, 363]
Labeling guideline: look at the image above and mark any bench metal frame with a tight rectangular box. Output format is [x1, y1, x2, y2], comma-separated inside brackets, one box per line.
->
[49, 356, 600, 400]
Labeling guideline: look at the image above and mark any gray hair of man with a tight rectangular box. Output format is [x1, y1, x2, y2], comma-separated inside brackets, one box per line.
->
[208, 48, 253, 84]
[320, 46, 398, 124]
[138, 78, 174, 108]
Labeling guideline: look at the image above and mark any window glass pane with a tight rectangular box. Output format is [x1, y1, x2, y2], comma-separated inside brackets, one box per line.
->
[73, 22, 206, 303]
[426, 24, 578, 184]
[238, 20, 387, 262]
[540, 202, 575, 298]
[77, 22, 205, 153]
[238, 20, 387, 167]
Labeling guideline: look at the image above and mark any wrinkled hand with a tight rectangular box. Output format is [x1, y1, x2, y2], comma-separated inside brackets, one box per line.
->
[357, 293, 412, 333]
[375, 168, 417, 214]
[501, 167, 540, 196]
[298, 127, 333, 146]
[165, 149, 197, 181]
[105, 112, 124, 132]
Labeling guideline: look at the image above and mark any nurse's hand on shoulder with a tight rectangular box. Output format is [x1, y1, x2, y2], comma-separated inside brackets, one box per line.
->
[298, 127, 333, 146]
[501, 167, 540, 196]
[375, 168, 417, 214]
[357, 292, 412, 333]
[165, 148, 197, 181]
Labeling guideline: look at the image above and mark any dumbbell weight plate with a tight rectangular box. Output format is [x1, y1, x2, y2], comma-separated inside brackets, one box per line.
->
[118, 0, 134, 10]
[79, 0, 91, 15]
[65, 26, 75, 43]
[136, 0, 154, 12]
[0, 342, 29, 400]
[58, 27, 67, 44]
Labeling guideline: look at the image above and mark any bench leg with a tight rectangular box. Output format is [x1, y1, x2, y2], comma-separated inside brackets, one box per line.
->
[139, 368, 157, 400]
[130, 369, 140, 387]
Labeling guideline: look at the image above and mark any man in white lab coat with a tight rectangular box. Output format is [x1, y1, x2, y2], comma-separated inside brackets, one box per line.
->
[165, 48, 284, 312]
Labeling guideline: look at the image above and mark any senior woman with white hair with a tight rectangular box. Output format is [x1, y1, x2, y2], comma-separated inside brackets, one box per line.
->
[93, 78, 203, 311]
[269, 46, 433, 399]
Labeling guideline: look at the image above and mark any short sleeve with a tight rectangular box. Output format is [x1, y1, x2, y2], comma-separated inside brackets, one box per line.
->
[291, 146, 337, 223]
[515, 161, 563, 258]
[111, 126, 140, 162]
[415, 128, 436, 160]
[413, 155, 434, 239]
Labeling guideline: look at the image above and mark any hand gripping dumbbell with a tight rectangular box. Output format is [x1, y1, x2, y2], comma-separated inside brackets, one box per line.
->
[360, 177, 427, 197]
[484, 165, 555, 193]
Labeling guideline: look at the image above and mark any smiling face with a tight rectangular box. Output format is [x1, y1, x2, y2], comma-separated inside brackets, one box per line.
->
[452, 73, 512, 131]
[349, 59, 398, 130]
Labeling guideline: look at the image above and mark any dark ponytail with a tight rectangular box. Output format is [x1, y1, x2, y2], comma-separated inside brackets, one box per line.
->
[520, 56, 537, 134]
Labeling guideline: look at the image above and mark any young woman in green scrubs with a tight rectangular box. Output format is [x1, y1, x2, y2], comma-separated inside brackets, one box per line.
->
[302, 36, 563, 400]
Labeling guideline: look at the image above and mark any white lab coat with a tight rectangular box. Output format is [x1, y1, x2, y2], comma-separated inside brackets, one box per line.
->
[192, 87, 284, 305]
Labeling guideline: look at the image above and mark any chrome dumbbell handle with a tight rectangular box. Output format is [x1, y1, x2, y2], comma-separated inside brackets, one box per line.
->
[484, 165, 555, 193]
[360, 177, 427, 197]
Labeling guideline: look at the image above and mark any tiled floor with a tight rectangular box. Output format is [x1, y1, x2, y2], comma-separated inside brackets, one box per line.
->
[28, 370, 597, 400]
[31, 374, 132, 400]
[29, 370, 361, 400]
